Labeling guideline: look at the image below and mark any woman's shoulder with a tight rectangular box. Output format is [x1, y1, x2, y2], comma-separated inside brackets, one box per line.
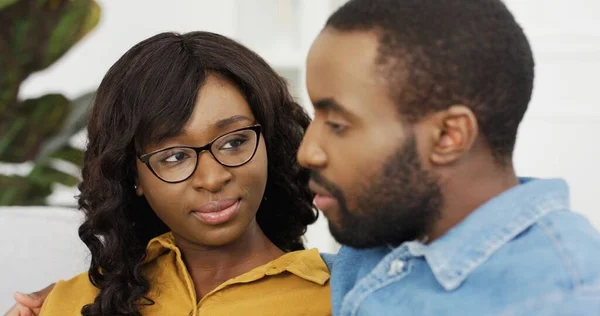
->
[40, 272, 98, 316]
[286, 248, 337, 273]
[208, 249, 332, 315]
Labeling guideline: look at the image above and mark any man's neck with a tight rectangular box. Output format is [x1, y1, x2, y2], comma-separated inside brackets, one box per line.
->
[427, 159, 520, 243]
[173, 221, 285, 300]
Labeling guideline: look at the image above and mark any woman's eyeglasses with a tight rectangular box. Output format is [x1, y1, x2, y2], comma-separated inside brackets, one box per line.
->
[138, 125, 262, 183]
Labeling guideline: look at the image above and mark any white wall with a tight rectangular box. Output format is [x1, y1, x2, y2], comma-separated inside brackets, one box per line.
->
[2, 1, 599, 308]
[507, 0, 600, 226]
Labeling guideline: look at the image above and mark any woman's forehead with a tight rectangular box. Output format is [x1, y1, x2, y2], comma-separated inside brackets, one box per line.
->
[184, 76, 255, 132]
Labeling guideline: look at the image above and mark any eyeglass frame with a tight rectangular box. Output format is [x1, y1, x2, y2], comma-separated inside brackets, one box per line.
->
[137, 124, 262, 184]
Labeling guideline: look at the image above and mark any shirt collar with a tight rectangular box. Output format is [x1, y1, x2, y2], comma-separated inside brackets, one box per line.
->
[406, 178, 570, 291]
[145, 232, 330, 286]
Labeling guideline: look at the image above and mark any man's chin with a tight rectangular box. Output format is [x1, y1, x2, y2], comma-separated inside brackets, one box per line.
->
[325, 210, 369, 248]
[328, 221, 377, 249]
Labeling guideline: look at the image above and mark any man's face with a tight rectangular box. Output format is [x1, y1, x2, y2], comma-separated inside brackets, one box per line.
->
[298, 29, 443, 248]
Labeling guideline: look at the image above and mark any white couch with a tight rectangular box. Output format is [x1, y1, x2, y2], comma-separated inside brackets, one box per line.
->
[0, 206, 89, 311]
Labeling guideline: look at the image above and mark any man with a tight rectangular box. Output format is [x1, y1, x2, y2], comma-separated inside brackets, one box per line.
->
[297, 0, 600, 315]
[6, 1, 600, 316]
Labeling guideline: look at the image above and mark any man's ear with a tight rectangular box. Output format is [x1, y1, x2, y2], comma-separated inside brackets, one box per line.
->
[429, 105, 478, 165]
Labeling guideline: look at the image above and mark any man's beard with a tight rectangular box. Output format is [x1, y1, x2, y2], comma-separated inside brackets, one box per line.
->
[311, 136, 443, 248]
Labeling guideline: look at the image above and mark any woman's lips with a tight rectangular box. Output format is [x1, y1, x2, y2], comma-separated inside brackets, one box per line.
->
[191, 199, 240, 225]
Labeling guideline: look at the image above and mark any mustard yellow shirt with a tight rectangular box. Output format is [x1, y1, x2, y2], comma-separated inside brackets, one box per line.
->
[40, 232, 331, 315]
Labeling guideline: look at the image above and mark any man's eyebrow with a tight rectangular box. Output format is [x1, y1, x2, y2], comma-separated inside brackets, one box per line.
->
[313, 98, 355, 118]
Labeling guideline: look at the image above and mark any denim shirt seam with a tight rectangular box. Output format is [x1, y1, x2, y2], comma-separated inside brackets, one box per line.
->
[536, 212, 583, 290]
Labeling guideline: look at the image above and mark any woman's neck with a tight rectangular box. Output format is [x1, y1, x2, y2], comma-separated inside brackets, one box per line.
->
[173, 220, 285, 300]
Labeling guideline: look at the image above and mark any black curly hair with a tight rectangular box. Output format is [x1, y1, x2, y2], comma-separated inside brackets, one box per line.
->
[327, 0, 535, 164]
[77, 31, 317, 316]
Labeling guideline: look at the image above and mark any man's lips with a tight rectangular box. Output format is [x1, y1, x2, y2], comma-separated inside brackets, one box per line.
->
[308, 180, 330, 197]
[308, 180, 338, 211]
[191, 199, 240, 225]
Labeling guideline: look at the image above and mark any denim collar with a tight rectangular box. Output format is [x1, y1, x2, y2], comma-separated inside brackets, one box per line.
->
[402, 178, 570, 290]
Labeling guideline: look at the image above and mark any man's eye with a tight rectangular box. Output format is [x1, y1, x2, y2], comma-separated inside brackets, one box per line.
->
[326, 122, 348, 135]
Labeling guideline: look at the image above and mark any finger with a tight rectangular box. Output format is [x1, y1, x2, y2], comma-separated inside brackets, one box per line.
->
[18, 305, 34, 316]
[3, 304, 32, 316]
[13, 283, 54, 309]
[13, 293, 39, 309]
[13, 293, 42, 310]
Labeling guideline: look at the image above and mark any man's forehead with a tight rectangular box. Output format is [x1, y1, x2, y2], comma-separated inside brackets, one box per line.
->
[307, 29, 384, 101]
[306, 28, 404, 125]
[309, 28, 380, 68]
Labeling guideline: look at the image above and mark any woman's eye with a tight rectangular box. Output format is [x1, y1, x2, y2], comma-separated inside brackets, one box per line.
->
[221, 138, 247, 149]
[163, 151, 189, 162]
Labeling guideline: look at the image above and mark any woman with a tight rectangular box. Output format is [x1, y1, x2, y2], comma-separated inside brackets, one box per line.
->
[16, 31, 331, 316]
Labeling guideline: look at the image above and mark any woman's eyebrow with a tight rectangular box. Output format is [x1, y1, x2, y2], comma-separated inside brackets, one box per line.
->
[213, 115, 254, 130]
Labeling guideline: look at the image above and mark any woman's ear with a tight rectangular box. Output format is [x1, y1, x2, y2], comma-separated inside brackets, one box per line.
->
[134, 179, 143, 196]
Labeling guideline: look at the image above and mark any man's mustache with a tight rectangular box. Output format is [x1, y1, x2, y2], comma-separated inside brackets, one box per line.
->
[310, 171, 342, 198]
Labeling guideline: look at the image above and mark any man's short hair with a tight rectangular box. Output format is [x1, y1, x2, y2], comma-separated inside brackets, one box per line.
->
[327, 0, 535, 163]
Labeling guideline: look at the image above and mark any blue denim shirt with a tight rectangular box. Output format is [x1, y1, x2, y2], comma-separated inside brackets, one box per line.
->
[329, 178, 600, 315]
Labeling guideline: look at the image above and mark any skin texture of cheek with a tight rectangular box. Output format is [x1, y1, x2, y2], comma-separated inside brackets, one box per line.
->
[237, 165, 267, 212]
[229, 151, 268, 217]
[141, 179, 187, 230]
[328, 137, 397, 213]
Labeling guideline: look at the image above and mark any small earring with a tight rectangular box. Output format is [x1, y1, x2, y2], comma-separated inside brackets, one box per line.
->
[133, 184, 138, 189]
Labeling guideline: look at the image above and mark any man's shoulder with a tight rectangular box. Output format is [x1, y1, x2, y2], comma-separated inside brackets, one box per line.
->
[497, 284, 600, 316]
[473, 210, 600, 295]
[508, 210, 600, 277]
[534, 210, 600, 266]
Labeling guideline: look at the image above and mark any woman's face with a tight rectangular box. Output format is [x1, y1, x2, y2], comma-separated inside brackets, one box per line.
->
[135, 75, 268, 247]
